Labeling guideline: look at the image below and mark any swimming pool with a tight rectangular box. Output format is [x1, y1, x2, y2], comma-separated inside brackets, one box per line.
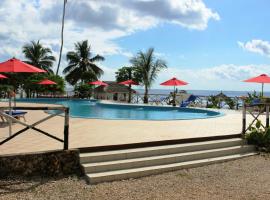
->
[15, 98, 223, 120]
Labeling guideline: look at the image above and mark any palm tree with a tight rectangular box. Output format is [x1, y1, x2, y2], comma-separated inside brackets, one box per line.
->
[130, 48, 167, 103]
[22, 40, 56, 73]
[63, 40, 105, 85]
[56, 0, 67, 75]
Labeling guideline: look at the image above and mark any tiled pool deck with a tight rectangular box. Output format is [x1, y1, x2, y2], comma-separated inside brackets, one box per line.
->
[0, 101, 260, 155]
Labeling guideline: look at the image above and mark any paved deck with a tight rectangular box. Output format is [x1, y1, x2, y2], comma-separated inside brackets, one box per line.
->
[0, 101, 259, 155]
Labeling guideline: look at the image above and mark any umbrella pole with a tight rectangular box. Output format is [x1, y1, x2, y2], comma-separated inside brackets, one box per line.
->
[14, 90, 16, 107]
[128, 84, 131, 103]
[173, 85, 176, 107]
[262, 83, 264, 97]
[8, 95, 12, 136]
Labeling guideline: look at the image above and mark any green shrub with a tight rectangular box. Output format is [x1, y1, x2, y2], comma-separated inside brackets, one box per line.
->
[245, 91, 261, 104]
[246, 120, 270, 152]
[0, 85, 14, 98]
[224, 97, 236, 109]
[74, 84, 93, 98]
[206, 95, 220, 108]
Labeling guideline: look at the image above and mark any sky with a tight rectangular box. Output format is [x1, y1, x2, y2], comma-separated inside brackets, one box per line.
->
[0, 0, 270, 91]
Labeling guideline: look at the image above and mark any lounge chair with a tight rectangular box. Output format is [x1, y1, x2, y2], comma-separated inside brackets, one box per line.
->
[250, 98, 261, 105]
[180, 95, 197, 107]
[4, 110, 27, 122]
[175, 93, 191, 105]
[0, 108, 6, 122]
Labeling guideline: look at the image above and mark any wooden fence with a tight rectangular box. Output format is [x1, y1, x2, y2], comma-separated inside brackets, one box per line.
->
[0, 106, 69, 150]
[242, 102, 270, 135]
[130, 93, 242, 109]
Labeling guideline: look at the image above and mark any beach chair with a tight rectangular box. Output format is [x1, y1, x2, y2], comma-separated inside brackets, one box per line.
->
[4, 110, 27, 122]
[180, 95, 197, 107]
[250, 98, 261, 105]
[175, 93, 190, 105]
[0, 108, 6, 122]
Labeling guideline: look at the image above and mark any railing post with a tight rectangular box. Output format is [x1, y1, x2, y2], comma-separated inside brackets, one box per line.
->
[242, 103, 246, 135]
[64, 107, 69, 150]
[8, 97, 12, 137]
[266, 105, 269, 128]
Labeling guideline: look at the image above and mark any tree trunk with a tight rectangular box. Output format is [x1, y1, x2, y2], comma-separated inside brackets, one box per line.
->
[128, 69, 132, 103]
[56, 0, 67, 75]
[128, 84, 131, 103]
[26, 90, 29, 98]
[144, 86, 148, 104]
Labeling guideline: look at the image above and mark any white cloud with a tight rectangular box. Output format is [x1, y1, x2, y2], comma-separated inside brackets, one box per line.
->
[156, 64, 270, 90]
[0, 0, 219, 73]
[123, 0, 220, 30]
[42, 0, 219, 31]
[238, 39, 270, 57]
[100, 65, 118, 81]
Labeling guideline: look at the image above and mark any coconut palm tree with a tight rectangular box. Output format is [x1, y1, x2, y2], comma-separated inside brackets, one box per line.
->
[130, 48, 167, 103]
[22, 40, 56, 73]
[63, 40, 105, 85]
[56, 0, 67, 75]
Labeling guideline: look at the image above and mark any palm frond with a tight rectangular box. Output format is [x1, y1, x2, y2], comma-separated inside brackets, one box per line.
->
[22, 40, 56, 74]
[89, 54, 105, 62]
[63, 40, 105, 85]
[63, 63, 78, 74]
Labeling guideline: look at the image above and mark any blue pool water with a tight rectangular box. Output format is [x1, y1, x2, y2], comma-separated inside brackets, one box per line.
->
[15, 98, 222, 120]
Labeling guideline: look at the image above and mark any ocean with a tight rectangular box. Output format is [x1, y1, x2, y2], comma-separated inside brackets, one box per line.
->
[135, 89, 267, 97]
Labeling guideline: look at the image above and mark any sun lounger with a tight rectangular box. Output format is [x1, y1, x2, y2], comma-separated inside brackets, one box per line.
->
[250, 98, 261, 105]
[180, 95, 197, 107]
[175, 93, 191, 105]
[4, 110, 27, 122]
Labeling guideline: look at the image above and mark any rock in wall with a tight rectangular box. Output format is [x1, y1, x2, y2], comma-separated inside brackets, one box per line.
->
[0, 149, 82, 177]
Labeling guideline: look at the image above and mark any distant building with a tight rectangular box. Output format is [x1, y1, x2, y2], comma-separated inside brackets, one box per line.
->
[93, 81, 136, 101]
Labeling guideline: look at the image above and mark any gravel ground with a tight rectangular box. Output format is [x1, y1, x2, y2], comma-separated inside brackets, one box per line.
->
[1, 155, 270, 200]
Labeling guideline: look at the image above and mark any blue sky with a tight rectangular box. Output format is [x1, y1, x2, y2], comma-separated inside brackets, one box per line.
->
[105, 0, 270, 68]
[0, 0, 270, 91]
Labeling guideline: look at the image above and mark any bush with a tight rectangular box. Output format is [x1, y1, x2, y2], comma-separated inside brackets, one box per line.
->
[224, 97, 236, 109]
[74, 84, 93, 98]
[245, 91, 261, 104]
[207, 93, 236, 109]
[22, 74, 65, 97]
[206, 95, 220, 108]
[0, 85, 14, 98]
[246, 120, 270, 152]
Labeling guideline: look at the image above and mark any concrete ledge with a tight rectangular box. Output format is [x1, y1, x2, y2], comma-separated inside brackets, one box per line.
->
[79, 134, 242, 153]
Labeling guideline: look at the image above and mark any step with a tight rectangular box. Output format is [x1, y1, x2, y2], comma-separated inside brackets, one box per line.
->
[80, 138, 245, 163]
[86, 152, 257, 184]
[82, 145, 255, 173]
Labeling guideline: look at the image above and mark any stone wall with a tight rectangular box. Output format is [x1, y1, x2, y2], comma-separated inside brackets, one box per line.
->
[0, 149, 82, 177]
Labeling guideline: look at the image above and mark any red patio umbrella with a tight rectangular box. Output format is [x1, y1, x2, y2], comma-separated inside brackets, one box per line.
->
[88, 80, 108, 86]
[0, 74, 8, 79]
[0, 57, 46, 99]
[88, 80, 108, 99]
[37, 79, 57, 85]
[0, 57, 46, 136]
[243, 74, 270, 96]
[160, 77, 188, 106]
[119, 79, 139, 103]
[36, 79, 57, 98]
[160, 77, 188, 86]
[119, 79, 139, 85]
[0, 58, 46, 73]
